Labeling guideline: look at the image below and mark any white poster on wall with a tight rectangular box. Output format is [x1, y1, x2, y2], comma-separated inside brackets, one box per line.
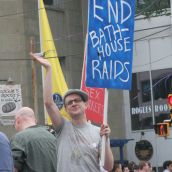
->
[0, 84, 22, 116]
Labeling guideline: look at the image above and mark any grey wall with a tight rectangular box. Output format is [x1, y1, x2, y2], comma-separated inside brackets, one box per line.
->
[0, 0, 38, 137]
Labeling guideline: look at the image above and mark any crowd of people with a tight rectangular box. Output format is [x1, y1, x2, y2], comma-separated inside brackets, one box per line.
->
[1, 52, 172, 172]
[113, 161, 152, 172]
[112, 160, 172, 172]
[1, 128, 172, 172]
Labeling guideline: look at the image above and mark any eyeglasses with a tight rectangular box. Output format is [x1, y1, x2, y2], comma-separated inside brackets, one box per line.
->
[65, 98, 83, 106]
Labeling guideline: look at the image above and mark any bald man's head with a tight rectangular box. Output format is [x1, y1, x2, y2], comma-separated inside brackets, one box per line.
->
[15, 107, 37, 132]
[16, 107, 35, 118]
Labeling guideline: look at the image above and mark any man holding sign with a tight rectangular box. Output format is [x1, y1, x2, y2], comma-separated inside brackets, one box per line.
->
[30, 52, 114, 172]
[85, 0, 135, 168]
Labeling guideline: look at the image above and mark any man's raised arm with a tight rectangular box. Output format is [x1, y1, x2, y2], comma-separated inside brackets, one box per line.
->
[30, 52, 62, 128]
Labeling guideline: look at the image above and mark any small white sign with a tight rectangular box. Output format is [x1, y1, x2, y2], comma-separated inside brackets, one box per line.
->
[0, 84, 22, 116]
[0, 118, 15, 126]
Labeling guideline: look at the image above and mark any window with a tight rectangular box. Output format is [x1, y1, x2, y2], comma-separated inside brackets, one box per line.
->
[129, 68, 172, 131]
[152, 72, 172, 100]
[141, 80, 151, 102]
[43, 0, 53, 6]
[43, 0, 63, 9]
[59, 56, 67, 79]
[130, 71, 153, 130]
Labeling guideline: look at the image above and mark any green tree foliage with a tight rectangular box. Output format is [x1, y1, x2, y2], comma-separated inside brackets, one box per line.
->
[136, 0, 170, 18]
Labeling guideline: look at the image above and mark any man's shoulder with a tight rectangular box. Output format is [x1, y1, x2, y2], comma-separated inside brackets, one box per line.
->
[0, 132, 8, 141]
[14, 125, 47, 138]
[24, 125, 56, 135]
[163, 169, 170, 172]
[0, 132, 10, 145]
[13, 125, 56, 143]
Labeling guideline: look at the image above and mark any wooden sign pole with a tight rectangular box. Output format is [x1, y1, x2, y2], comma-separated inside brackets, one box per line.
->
[101, 88, 109, 167]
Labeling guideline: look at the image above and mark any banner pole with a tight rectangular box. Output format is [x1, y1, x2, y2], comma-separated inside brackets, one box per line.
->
[101, 88, 109, 167]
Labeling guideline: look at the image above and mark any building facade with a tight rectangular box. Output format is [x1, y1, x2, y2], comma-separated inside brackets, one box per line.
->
[1, 0, 172, 169]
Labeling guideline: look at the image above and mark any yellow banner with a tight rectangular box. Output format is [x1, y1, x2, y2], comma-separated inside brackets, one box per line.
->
[39, 0, 70, 124]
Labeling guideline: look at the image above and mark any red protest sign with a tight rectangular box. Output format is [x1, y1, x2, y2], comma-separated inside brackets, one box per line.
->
[81, 48, 104, 124]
